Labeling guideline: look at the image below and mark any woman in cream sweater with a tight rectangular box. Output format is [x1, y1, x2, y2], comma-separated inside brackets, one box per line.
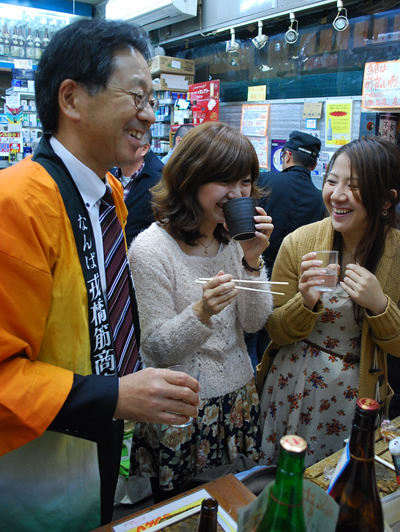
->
[128, 122, 274, 500]
[258, 136, 400, 467]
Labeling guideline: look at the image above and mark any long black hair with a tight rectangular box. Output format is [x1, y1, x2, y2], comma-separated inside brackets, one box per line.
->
[324, 136, 400, 275]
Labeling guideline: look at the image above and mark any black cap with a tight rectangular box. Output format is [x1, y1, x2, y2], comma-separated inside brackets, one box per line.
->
[283, 131, 321, 159]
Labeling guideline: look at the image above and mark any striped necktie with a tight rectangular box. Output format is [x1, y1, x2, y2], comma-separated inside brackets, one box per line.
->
[99, 186, 139, 376]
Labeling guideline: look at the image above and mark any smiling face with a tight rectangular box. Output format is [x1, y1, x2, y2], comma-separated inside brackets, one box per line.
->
[197, 175, 252, 232]
[323, 152, 368, 245]
[76, 47, 156, 177]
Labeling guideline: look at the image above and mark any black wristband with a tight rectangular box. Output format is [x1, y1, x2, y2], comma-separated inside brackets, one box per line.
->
[242, 256, 265, 272]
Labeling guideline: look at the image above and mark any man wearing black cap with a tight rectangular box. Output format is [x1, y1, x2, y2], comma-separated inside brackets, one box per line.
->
[259, 131, 326, 273]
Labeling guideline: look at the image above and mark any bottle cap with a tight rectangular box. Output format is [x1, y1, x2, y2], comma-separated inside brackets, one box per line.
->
[389, 437, 400, 456]
[280, 435, 307, 453]
[357, 398, 380, 412]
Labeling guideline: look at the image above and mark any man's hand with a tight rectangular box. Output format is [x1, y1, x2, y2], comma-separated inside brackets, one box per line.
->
[114, 367, 201, 425]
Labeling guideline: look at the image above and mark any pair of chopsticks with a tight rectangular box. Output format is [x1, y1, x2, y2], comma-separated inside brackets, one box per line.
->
[195, 278, 287, 296]
[375, 455, 395, 471]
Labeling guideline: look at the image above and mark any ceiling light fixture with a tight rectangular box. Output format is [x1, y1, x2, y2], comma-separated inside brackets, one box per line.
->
[252, 20, 268, 50]
[226, 28, 240, 53]
[332, 0, 349, 31]
[284, 12, 299, 45]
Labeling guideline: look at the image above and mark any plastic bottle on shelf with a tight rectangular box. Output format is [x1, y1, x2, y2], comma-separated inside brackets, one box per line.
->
[197, 497, 218, 532]
[329, 397, 384, 532]
[23, 143, 32, 158]
[183, 101, 191, 124]
[256, 435, 307, 532]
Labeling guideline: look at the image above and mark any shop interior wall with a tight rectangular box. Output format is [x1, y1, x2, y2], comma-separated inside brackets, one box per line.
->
[219, 97, 362, 171]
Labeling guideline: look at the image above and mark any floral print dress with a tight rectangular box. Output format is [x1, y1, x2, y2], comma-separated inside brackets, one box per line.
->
[130, 380, 261, 492]
[260, 285, 361, 468]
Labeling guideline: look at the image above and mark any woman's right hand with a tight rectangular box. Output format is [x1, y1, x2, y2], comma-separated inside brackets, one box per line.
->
[298, 252, 325, 310]
[192, 270, 239, 323]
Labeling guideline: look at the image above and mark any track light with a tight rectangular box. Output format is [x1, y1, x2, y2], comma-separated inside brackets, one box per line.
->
[284, 13, 299, 45]
[226, 28, 240, 53]
[252, 20, 268, 50]
[333, 0, 349, 31]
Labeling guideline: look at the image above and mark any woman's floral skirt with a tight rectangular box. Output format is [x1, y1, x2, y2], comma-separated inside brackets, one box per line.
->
[129, 378, 261, 491]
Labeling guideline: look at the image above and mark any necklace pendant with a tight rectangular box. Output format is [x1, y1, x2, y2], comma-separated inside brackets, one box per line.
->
[205, 249, 209, 254]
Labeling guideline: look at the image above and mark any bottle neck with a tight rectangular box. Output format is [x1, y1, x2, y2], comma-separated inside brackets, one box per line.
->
[349, 421, 376, 460]
[272, 448, 305, 504]
[350, 407, 379, 456]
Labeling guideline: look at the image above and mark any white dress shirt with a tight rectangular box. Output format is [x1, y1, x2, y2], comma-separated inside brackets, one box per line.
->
[50, 136, 108, 294]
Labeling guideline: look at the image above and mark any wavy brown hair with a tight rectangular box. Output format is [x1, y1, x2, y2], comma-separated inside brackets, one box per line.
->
[151, 121, 262, 245]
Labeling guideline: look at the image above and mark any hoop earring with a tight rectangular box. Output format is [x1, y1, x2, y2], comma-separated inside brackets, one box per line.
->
[382, 210, 388, 218]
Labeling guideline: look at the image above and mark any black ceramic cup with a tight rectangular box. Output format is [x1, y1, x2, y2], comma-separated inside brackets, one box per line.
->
[222, 197, 257, 241]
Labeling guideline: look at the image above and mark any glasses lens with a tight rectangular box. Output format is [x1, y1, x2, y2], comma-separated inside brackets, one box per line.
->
[151, 98, 159, 111]
[134, 91, 147, 110]
[280, 151, 285, 162]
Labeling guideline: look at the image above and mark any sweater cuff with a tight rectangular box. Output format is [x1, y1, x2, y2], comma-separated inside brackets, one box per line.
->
[365, 296, 399, 339]
[283, 292, 324, 330]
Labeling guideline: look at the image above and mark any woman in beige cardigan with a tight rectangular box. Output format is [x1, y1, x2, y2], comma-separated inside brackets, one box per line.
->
[258, 137, 400, 467]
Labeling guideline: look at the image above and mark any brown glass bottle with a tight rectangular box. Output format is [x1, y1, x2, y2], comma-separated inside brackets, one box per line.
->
[197, 497, 218, 532]
[330, 397, 384, 532]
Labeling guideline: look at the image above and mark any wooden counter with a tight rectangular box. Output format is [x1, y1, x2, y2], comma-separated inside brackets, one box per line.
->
[92, 474, 256, 531]
[305, 416, 400, 497]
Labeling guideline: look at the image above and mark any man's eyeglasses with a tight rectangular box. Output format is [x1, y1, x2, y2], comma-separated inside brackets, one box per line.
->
[108, 85, 159, 111]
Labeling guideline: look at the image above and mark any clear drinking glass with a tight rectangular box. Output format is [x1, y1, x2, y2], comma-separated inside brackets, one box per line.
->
[167, 364, 200, 427]
[312, 250, 339, 292]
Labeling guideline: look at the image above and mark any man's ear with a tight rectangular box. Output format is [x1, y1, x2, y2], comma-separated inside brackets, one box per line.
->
[58, 79, 82, 122]
[141, 143, 150, 157]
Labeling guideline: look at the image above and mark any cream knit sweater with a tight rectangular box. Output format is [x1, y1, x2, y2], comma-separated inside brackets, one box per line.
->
[129, 223, 274, 399]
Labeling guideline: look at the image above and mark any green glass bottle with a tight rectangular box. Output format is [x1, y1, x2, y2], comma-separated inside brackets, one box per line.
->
[256, 435, 307, 532]
[329, 397, 384, 532]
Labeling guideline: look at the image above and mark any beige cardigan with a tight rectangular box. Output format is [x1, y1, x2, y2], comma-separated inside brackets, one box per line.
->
[257, 218, 400, 413]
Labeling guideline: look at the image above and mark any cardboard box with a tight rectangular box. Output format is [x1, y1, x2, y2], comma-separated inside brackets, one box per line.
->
[153, 74, 194, 92]
[150, 55, 195, 76]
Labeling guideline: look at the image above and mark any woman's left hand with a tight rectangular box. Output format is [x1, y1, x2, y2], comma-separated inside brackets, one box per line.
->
[238, 206, 274, 265]
[340, 263, 387, 315]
